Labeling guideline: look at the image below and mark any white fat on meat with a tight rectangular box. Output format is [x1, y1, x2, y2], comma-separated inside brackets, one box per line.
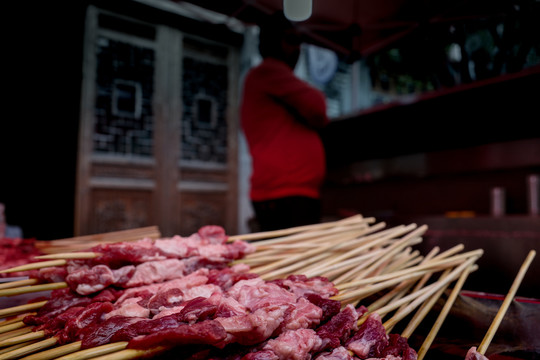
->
[105, 296, 150, 319]
[152, 286, 230, 319]
[181, 284, 222, 301]
[282, 297, 322, 331]
[74, 283, 106, 296]
[37, 267, 68, 283]
[264, 328, 324, 360]
[153, 235, 197, 258]
[154, 287, 250, 320]
[314, 346, 354, 360]
[124, 259, 187, 287]
[152, 230, 231, 258]
[115, 268, 209, 305]
[197, 244, 236, 261]
[209, 292, 248, 317]
[147, 288, 185, 316]
[152, 305, 185, 319]
[227, 278, 298, 311]
[347, 313, 389, 358]
[229, 263, 251, 273]
[216, 304, 290, 346]
[68, 264, 114, 295]
[282, 277, 339, 298]
[112, 265, 136, 284]
[465, 347, 489, 360]
[122, 237, 168, 262]
[227, 278, 265, 298]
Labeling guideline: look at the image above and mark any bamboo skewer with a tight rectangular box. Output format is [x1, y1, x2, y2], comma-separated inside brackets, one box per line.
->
[260, 253, 330, 280]
[227, 214, 370, 242]
[476, 249, 536, 355]
[0, 302, 47, 319]
[0, 283, 68, 297]
[335, 269, 433, 303]
[383, 266, 471, 332]
[354, 225, 427, 277]
[336, 249, 484, 291]
[315, 223, 412, 253]
[302, 225, 416, 278]
[381, 248, 420, 275]
[0, 218, 486, 360]
[332, 244, 402, 285]
[246, 221, 389, 260]
[333, 229, 426, 284]
[0, 341, 40, 357]
[241, 222, 391, 268]
[416, 262, 477, 360]
[390, 247, 439, 305]
[352, 250, 427, 309]
[388, 249, 424, 275]
[308, 249, 385, 281]
[20, 341, 82, 360]
[0, 260, 67, 275]
[53, 342, 129, 360]
[0, 280, 38, 291]
[257, 226, 405, 280]
[0, 315, 33, 329]
[367, 278, 416, 317]
[336, 248, 483, 305]
[0, 220, 377, 277]
[0, 328, 33, 343]
[34, 252, 100, 260]
[0, 337, 57, 360]
[65, 256, 479, 360]
[378, 257, 478, 326]
[241, 219, 381, 249]
[367, 247, 440, 315]
[0, 322, 25, 335]
[0, 219, 386, 279]
[251, 229, 369, 277]
[83, 346, 166, 360]
[36, 226, 160, 246]
[0, 220, 418, 304]
[400, 270, 451, 338]
[35, 226, 161, 255]
[252, 223, 377, 257]
[0, 330, 45, 348]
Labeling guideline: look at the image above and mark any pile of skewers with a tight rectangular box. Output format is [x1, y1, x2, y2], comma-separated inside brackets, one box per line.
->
[0, 215, 535, 360]
[0, 226, 162, 278]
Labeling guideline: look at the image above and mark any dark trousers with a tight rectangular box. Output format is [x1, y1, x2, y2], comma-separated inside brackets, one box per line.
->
[252, 196, 321, 232]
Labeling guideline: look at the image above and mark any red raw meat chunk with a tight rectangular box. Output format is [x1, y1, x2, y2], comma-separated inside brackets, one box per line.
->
[127, 319, 227, 350]
[346, 313, 389, 358]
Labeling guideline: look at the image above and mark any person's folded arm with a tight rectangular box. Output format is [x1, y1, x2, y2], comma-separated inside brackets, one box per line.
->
[264, 67, 329, 129]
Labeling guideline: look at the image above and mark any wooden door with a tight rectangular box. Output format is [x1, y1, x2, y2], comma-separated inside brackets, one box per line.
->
[76, 6, 239, 237]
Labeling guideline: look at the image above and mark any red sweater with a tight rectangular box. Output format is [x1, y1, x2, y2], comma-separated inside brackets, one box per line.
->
[241, 58, 329, 201]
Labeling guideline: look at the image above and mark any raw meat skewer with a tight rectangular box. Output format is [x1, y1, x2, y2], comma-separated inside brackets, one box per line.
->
[465, 249, 536, 360]
[0, 218, 485, 360]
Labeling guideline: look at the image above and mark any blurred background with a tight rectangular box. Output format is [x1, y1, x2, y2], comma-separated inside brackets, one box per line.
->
[1, 0, 539, 296]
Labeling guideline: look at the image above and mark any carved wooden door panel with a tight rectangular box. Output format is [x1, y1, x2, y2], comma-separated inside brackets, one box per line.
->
[175, 37, 239, 236]
[76, 7, 238, 237]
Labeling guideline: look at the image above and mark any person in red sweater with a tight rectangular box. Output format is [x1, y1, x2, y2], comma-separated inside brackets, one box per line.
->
[241, 11, 329, 231]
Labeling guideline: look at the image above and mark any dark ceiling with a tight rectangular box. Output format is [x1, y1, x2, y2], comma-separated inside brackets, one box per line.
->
[179, 0, 540, 60]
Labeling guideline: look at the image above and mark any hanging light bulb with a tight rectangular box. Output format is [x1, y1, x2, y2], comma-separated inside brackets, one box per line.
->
[283, 0, 312, 21]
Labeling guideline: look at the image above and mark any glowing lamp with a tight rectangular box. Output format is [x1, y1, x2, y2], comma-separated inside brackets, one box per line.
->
[283, 0, 312, 21]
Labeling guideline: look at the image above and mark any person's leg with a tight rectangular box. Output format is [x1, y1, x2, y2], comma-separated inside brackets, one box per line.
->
[280, 196, 320, 228]
[252, 196, 320, 231]
[252, 199, 282, 231]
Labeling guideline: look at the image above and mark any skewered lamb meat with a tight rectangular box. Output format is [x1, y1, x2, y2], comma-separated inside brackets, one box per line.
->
[14, 224, 420, 360]
[464, 347, 489, 360]
[29, 226, 256, 296]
